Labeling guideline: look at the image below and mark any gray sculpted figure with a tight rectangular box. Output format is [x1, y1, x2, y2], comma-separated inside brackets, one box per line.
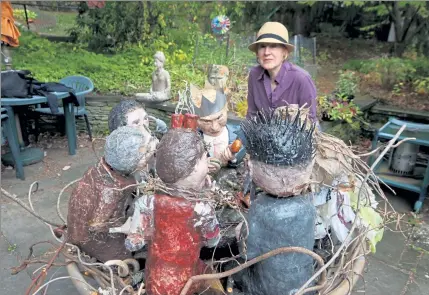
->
[136, 51, 171, 103]
[236, 110, 317, 295]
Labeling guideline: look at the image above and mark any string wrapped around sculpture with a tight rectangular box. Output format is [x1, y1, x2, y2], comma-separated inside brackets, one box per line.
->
[137, 175, 241, 211]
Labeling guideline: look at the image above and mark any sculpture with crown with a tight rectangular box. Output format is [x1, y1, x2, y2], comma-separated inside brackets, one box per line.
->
[190, 84, 246, 175]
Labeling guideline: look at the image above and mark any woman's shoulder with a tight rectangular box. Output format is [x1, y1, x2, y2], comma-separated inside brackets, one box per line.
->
[287, 62, 312, 79]
[249, 65, 264, 78]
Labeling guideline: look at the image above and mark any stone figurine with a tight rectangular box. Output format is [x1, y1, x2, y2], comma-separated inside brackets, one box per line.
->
[204, 64, 229, 90]
[108, 99, 167, 134]
[191, 84, 245, 174]
[136, 51, 171, 103]
[67, 126, 158, 262]
[237, 110, 317, 295]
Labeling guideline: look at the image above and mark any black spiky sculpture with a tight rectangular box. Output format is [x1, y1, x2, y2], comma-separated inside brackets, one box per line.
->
[241, 109, 315, 167]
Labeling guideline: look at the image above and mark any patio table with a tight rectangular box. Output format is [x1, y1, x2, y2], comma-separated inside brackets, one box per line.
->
[1, 93, 78, 167]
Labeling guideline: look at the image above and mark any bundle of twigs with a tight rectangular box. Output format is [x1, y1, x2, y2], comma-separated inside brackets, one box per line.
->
[1, 114, 412, 295]
[138, 176, 241, 210]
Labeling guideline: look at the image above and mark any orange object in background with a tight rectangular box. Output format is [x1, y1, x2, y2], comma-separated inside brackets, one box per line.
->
[1, 1, 21, 47]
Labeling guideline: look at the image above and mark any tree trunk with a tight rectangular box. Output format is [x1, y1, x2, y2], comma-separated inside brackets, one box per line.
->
[393, 42, 407, 57]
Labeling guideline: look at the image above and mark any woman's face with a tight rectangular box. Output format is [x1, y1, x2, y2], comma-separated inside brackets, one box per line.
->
[257, 43, 288, 71]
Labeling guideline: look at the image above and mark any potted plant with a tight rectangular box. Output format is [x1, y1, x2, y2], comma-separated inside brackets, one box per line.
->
[318, 94, 362, 129]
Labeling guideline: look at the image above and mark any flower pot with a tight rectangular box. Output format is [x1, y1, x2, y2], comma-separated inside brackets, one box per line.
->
[171, 114, 184, 129]
[183, 113, 199, 130]
[322, 112, 334, 122]
[346, 94, 355, 101]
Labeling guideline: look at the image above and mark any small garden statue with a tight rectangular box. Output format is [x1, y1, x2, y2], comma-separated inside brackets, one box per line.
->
[136, 51, 171, 103]
[205, 64, 229, 90]
[121, 122, 222, 295]
[238, 110, 317, 295]
[108, 99, 167, 134]
[191, 84, 245, 174]
[67, 126, 157, 262]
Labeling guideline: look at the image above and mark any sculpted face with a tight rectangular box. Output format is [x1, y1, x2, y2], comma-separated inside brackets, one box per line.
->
[175, 153, 208, 191]
[197, 107, 228, 137]
[207, 65, 229, 89]
[249, 160, 314, 197]
[154, 58, 164, 69]
[257, 43, 288, 72]
[126, 108, 150, 129]
[136, 128, 159, 171]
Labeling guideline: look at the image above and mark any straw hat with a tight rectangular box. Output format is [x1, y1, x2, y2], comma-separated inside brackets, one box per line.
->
[248, 22, 295, 53]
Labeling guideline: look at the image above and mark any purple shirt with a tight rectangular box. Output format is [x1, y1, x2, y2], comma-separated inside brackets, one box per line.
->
[246, 61, 318, 122]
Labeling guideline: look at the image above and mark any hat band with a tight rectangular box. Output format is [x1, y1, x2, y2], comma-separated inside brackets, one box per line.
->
[256, 33, 288, 44]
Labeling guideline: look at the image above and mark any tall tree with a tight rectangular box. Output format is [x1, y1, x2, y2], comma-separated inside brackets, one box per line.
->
[364, 1, 429, 56]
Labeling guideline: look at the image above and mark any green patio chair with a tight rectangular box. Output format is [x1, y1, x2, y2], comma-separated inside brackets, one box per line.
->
[34, 75, 94, 141]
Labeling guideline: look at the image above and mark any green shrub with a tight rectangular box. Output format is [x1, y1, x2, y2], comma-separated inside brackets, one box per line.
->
[408, 57, 429, 78]
[343, 57, 429, 91]
[13, 9, 37, 21]
[376, 58, 416, 89]
[336, 71, 359, 97]
[13, 31, 205, 95]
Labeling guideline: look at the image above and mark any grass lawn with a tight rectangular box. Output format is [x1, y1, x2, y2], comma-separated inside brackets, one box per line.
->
[37, 11, 77, 36]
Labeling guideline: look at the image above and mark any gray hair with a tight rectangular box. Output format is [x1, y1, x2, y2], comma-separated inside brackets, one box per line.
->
[108, 100, 145, 133]
[104, 126, 146, 175]
[154, 51, 165, 63]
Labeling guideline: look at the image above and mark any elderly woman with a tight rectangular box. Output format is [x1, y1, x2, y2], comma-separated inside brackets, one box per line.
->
[246, 22, 318, 122]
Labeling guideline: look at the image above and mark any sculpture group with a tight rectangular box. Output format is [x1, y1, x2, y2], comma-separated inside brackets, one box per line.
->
[66, 52, 384, 295]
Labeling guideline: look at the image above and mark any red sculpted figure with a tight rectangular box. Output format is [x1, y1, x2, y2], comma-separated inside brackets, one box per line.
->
[67, 126, 157, 262]
[144, 128, 221, 295]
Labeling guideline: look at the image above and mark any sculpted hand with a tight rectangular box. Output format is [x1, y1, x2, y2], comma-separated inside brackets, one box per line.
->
[208, 157, 221, 174]
[205, 175, 214, 189]
[219, 146, 235, 163]
[148, 116, 168, 134]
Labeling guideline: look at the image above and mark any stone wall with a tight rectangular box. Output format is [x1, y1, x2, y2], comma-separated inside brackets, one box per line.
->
[76, 95, 245, 135]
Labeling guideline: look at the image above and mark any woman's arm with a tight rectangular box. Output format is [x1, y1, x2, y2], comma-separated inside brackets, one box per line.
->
[298, 75, 318, 122]
[246, 72, 258, 119]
